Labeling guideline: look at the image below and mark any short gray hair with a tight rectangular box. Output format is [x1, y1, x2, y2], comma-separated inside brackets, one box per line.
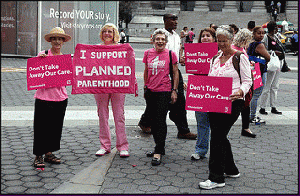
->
[151, 29, 168, 43]
[233, 28, 253, 48]
[216, 25, 234, 40]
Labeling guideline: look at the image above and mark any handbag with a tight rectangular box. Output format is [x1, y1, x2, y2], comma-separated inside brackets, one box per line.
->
[281, 59, 290, 72]
[267, 51, 280, 71]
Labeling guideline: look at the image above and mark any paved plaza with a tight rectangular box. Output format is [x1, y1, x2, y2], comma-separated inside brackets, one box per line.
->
[1, 37, 299, 194]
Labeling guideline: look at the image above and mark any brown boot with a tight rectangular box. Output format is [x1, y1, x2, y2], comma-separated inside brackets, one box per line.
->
[138, 122, 151, 134]
[177, 132, 197, 140]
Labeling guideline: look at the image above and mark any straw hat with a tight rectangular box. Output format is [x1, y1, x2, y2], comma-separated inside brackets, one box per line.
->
[44, 27, 71, 42]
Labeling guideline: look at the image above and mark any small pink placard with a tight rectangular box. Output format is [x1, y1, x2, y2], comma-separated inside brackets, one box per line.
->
[252, 62, 263, 90]
[71, 43, 136, 94]
[27, 54, 72, 91]
[184, 42, 218, 75]
[185, 75, 233, 114]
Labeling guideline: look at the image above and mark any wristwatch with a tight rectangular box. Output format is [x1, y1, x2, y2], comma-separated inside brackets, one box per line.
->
[172, 89, 178, 93]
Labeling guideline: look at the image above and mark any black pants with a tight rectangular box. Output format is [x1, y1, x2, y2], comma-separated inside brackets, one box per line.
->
[208, 99, 244, 183]
[145, 90, 171, 154]
[139, 70, 190, 134]
[33, 98, 68, 156]
[241, 105, 250, 130]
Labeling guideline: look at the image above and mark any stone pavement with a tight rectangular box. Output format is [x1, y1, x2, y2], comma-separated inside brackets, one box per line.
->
[1, 39, 299, 194]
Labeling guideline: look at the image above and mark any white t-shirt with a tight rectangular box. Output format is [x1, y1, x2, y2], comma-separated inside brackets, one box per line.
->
[163, 28, 181, 62]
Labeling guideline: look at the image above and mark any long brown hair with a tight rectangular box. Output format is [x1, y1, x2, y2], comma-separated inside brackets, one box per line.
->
[197, 28, 216, 43]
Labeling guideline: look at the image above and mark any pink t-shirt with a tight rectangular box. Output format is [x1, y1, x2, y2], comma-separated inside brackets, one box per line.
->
[143, 48, 178, 92]
[34, 49, 68, 101]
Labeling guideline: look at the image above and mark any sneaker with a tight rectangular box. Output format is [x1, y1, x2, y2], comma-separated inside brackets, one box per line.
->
[259, 108, 268, 115]
[191, 153, 205, 160]
[95, 149, 110, 156]
[224, 173, 240, 178]
[250, 116, 266, 125]
[120, 150, 130, 158]
[199, 180, 225, 189]
[177, 132, 197, 140]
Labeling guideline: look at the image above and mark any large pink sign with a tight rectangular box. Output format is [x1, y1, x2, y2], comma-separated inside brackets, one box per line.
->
[185, 75, 233, 114]
[185, 42, 218, 75]
[252, 62, 263, 90]
[71, 43, 136, 94]
[27, 54, 72, 91]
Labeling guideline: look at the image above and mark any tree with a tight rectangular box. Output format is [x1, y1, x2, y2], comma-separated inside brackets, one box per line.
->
[119, 1, 134, 29]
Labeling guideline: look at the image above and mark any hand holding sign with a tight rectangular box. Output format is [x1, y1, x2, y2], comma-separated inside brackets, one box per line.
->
[71, 43, 136, 95]
[185, 75, 233, 114]
[27, 54, 73, 91]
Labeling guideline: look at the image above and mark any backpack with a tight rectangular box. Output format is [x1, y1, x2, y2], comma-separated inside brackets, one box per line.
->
[169, 50, 184, 94]
[212, 51, 254, 107]
[185, 34, 190, 42]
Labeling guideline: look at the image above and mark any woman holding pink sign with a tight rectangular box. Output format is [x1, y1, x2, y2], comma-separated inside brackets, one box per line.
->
[199, 25, 252, 190]
[33, 27, 71, 169]
[94, 23, 130, 158]
[191, 27, 216, 161]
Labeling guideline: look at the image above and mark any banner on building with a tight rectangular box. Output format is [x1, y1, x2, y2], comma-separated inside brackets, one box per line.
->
[184, 42, 218, 75]
[185, 75, 233, 114]
[27, 54, 72, 91]
[71, 43, 136, 95]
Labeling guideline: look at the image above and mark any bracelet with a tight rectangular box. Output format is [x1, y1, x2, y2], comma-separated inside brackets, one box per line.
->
[172, 89, 178, 93]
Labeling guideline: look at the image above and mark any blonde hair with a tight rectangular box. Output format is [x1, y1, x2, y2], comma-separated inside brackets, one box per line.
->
[233, 28, 253, 48]
[99, 23, 120, 43]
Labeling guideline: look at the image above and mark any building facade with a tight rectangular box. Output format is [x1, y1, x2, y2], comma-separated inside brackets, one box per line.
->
[1, 1, 118, 57]
[127, 1, 298, 37]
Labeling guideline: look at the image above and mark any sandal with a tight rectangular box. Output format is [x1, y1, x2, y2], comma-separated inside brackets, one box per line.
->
[44, 153, 61, 164]
[33, 156, 45, 168]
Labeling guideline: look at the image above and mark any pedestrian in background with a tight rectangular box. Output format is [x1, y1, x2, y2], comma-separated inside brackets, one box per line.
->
[259, 21, 284, 115]
[291, 30, 298, 56]
[143, 29, 179, 166]
[199, 25, 252, 190]
[94, 23, 130, 158]
[277, 1, 281, 13]
[210, 23, 218, 31]
[247, 26, 270, 124]
[247, 21, 256, 32]
[190, 27, 216, 161]
[139, 13, 197, 140]
[232, 28, 257, 138]
[272, 8, 278, 22]
[229, 24, 239, 35]
[180, 26, 188, 59]
[33, 27, 71, 168]
[187, 28, 195, 43]
[120, 29, 126, 44]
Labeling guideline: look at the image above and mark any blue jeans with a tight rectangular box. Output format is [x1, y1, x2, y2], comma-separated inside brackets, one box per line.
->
[195, 111, 210, 157]
[250, 72, 267, 119]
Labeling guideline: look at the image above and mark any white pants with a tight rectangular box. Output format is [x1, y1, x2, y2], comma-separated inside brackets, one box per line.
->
[259, 60, 282, 108]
